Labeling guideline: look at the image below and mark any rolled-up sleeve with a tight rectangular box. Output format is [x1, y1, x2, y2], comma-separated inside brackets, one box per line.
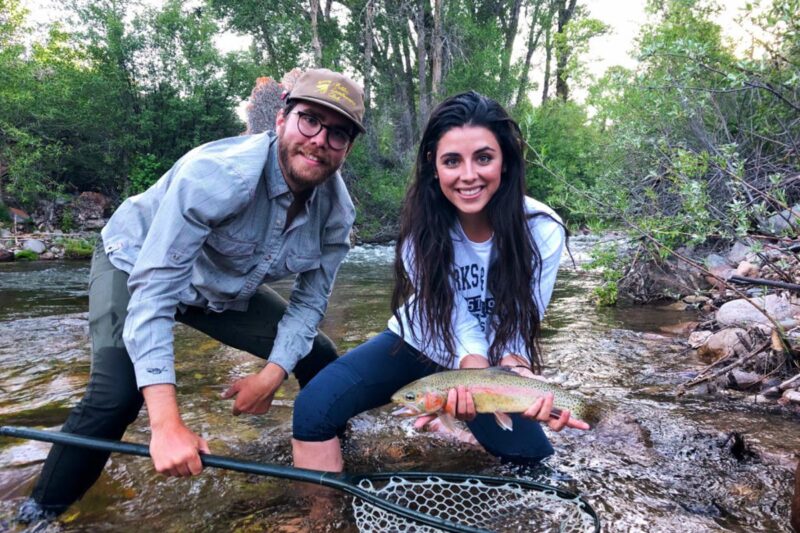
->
[268, 203, 354, 374]
[124, 157, 248, 388]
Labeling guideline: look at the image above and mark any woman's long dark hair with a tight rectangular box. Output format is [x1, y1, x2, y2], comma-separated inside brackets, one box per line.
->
[391, 91, 550, 373]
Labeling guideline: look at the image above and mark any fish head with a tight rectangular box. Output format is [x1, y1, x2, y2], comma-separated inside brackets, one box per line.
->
[390, 386, 447, 417]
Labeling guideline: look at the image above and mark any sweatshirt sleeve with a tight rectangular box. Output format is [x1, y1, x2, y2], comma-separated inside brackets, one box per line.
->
[502, 213, 565, 361]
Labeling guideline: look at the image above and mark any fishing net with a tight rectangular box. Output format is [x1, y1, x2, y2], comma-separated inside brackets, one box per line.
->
[352, 475, 598, 532]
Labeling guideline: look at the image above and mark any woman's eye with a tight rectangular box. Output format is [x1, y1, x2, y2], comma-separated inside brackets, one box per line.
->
[442, 158, 459, 167]
[477, 154, 492, 164]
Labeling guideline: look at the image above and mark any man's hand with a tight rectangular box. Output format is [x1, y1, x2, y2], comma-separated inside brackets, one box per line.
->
[221, 362, 286, 416]
[142, 384, 210, 477]
[150, 420, 210, 476]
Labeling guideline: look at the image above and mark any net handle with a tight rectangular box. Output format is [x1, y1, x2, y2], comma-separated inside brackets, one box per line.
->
[0, 426, 491, 533]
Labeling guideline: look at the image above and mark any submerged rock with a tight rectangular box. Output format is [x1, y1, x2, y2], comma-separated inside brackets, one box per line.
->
[696, 328, 749, 363]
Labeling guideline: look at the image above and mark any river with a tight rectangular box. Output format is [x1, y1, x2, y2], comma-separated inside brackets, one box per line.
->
[0, 237, 796, 532]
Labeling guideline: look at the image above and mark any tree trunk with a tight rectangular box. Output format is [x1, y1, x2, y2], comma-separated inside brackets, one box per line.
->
[515, 2, 545, 110]
[542, 21, 552, 104]
[363, 0, 379, 157]
[431, 0, 443, 98]
[310, 0, 322, 67]
[416, 0, 428, 125]
[500, 0, 523, 92]
[555, 0, 577, 101]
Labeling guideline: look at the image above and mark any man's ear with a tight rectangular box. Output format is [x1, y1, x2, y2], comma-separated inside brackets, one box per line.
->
[275, 108, 286, 131]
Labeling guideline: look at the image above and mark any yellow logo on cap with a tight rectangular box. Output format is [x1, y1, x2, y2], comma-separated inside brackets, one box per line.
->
[315, 80, 357, 107]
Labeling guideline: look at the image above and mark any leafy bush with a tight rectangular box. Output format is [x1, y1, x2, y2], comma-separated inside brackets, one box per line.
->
[585, 242, 628, 306]
[63, 238, 95, 259]
[60, 208, 75, 233]
[128, 154, 164, 196]
[14, 249, 39, 261]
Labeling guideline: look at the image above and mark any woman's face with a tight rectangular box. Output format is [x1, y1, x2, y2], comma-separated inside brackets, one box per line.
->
[434, 125, 503, 221]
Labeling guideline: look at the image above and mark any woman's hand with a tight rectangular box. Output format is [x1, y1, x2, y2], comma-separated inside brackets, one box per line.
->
[522, 393, 591, 431]
[501, 354, 590, 432]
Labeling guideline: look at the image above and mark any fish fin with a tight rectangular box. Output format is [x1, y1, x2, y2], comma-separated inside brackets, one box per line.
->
[494, 412, 513, 431]
[438, 413, 458, 433]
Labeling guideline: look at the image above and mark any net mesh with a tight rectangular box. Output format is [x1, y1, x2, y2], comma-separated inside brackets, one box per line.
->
[352, 475, 597, 532]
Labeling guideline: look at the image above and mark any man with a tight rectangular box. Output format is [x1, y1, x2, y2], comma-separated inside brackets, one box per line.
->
[19, 68, 365, 520]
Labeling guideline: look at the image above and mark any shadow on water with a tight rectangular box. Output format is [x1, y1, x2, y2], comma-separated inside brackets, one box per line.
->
[0, 243, 797, 532]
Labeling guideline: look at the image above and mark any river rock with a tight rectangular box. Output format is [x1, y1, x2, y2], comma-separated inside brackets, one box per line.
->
[683, 295, 710, 304]
[22, 239, 46, 254]
[73, 191, 111, 229]
[9, 206, 31, 224]
[728, 369, 761, 390]
[716, 295, 800, 327]
[735, 260, 759, 277]
[0, 248, 13, 262]
[688, 330, 712, 348]
[762, 203, 800, 235]
[784, 389, 800, 404]
[696, 328, 749, 362]
[658, 321, 699, 335]
[40, 252, 55, 260]
[727, 240, 754, 264]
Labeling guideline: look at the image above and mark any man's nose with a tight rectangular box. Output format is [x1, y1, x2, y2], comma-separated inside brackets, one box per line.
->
[308, 127, 329, 148]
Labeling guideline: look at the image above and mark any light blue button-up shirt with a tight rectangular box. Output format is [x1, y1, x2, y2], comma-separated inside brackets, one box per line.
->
[101, 132, 355, 388]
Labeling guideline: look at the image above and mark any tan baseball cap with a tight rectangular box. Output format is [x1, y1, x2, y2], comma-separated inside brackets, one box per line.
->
[287, 68, 366, 134]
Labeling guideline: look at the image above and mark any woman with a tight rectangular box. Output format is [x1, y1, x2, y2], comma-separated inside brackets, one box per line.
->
[292, 91, 589, 472]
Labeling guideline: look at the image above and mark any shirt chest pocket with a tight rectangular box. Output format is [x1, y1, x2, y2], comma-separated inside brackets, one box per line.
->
[286, 251, 321, 274]
[205, 232, 258, 274]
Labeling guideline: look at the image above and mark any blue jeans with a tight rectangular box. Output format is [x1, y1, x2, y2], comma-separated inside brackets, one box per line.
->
[293, 330, 554, 464]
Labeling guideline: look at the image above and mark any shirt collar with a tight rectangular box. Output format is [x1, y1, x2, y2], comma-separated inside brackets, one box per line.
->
[266, 136, 290, 199]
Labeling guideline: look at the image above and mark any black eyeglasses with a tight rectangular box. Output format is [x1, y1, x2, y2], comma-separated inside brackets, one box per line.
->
[293, 111, 352, 151]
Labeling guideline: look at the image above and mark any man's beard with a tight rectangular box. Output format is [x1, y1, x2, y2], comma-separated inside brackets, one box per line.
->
[278, 141, 338, 192]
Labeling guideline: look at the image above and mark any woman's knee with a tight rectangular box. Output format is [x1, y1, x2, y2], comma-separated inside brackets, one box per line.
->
[467, 414, 554, 463]
[293, 386, 344, 442]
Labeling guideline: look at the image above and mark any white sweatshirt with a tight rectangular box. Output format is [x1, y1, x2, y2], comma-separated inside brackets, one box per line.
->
[387, 196, 565, 368]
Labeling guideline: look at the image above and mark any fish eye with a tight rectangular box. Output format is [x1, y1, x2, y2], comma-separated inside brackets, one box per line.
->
[404, 392, 416, 401]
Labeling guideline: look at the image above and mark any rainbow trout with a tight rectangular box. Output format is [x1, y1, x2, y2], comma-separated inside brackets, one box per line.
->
[391, 368, 601, 430]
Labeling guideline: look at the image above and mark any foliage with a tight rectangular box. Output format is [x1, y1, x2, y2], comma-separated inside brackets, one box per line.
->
[519, 100, 605, 219]
[343, 142, 408, 243]
[1, 0, 257, 207]
[60, 207, 75, 232]
[14, 249, 39, 261]
[63, 238, 95, 259]
[128, 154, 164, 196]
[583, 0, 799, 263]
[584, 242, 627, 306]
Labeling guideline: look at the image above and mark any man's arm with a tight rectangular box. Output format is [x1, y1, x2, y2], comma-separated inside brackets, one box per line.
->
[122, 156, 248, 474]
[223, 202, 354, 415]
[143, 384, 210, 476]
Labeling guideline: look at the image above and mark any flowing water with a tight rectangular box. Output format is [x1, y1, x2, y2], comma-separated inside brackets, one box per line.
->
[0, 237, 797, 532]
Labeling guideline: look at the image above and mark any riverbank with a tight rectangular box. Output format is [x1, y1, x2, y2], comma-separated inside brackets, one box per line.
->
[0, 230, 97, 262]
[596, 235, 800, 414]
